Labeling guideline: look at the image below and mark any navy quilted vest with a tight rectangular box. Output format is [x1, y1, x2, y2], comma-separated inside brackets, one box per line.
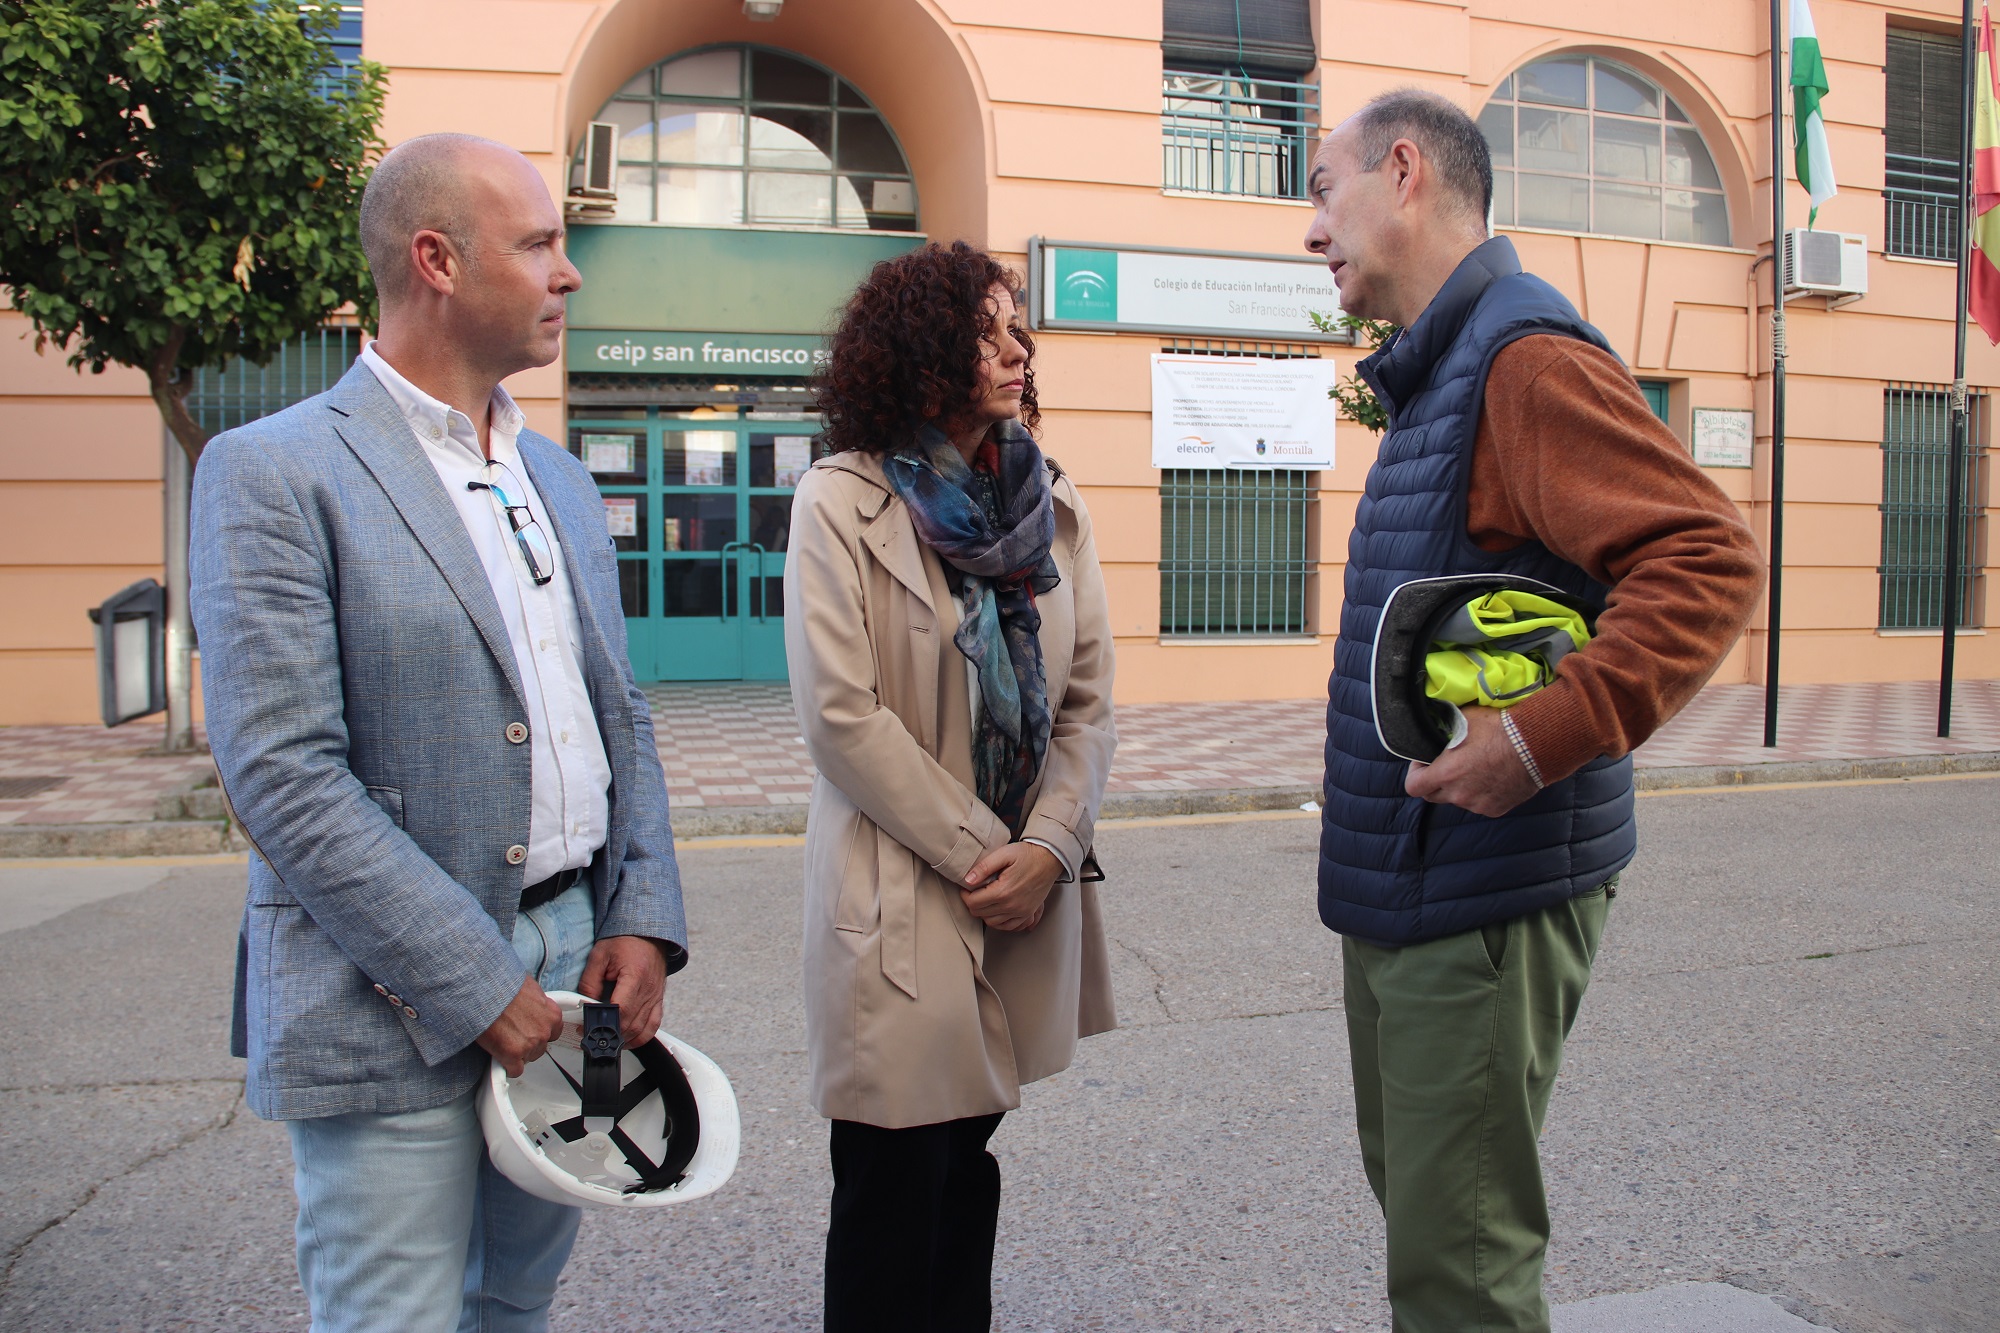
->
[1318, 237, 1637, 946]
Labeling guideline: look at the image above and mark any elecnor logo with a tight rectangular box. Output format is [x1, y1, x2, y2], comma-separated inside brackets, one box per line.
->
[1174, 435, 1217, 455]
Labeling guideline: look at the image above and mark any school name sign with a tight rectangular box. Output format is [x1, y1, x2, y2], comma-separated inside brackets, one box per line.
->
[567, 330, 829, 377]
[1031, 239, 1348, 342]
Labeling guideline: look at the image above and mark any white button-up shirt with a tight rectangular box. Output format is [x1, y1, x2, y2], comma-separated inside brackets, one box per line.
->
[361, 345, 611, 886]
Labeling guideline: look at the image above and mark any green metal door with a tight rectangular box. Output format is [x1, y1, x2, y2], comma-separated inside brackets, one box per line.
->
[567, 408, 818, 682]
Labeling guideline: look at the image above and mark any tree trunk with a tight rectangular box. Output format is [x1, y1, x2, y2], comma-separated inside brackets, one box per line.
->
[145, 329, 210, 468]
[146, 332, 205, 753]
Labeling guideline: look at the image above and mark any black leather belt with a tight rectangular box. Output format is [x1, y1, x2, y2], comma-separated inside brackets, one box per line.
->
[520, 866, 584, 912]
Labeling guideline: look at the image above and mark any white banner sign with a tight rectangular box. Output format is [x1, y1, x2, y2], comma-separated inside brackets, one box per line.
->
[1150, 354, 1337, 469]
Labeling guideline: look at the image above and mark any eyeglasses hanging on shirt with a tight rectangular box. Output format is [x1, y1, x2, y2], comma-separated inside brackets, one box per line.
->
[468, 459, 555, 587]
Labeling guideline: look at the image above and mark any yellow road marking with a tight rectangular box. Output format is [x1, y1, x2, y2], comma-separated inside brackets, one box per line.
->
[680, 832, 807, 850]
[680, 769, 2000, 848]
[1639, 769, 2000, 797]
[0, 852, 248, 869]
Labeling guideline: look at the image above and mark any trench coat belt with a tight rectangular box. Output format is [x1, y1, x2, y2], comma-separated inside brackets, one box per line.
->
[881, 839, 922, 999]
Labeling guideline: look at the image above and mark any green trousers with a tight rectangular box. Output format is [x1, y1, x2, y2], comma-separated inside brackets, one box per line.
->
[1342, 884, 1611, 1333]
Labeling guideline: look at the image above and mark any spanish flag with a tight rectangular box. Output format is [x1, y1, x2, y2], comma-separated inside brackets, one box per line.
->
[1972, 3, 2000, 343]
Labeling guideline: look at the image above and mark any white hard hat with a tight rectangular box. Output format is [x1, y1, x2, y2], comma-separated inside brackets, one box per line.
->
[479, 991, 740, 1209]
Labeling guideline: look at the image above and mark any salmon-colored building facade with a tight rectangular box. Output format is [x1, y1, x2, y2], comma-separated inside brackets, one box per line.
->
[2, 0, 1994, 724]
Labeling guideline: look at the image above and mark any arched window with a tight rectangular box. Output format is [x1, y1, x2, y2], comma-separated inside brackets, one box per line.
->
[1479, 55, 1728, 246]
[577, 46, 917, 231]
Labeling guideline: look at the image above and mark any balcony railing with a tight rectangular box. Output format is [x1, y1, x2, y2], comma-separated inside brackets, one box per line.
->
[1885, 151, 1962, 261]
[1162, 70, 1318, 200]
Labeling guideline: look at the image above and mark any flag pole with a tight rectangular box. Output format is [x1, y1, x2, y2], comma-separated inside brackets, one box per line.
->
[1941, 0, 1976, 737]
[1765, 0, 1789, 748]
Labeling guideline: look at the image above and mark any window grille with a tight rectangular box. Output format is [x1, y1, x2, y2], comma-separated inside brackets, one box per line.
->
[304, 2, 366, 99]
[1879, 385, 1988, 629]
[1886, 29, 1965, 260]
[1163, 338, 1319, 359]
[1162, 69, 1318, 200]
[1480, 56, 1729, 245]
[1161, 469, 1316, 635]
[186, 325, 364, 437]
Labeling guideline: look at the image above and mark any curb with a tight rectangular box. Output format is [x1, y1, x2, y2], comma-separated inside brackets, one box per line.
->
[0, 820, 251, 858]
[1631, 748, 2000, 790]
[5, 750, 1997, 857]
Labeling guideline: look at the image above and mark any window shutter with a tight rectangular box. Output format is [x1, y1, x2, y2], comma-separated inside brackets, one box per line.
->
[1163, 0, 1316, 74]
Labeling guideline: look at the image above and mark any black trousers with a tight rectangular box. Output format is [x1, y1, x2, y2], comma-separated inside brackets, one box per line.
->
[823, 1112, 1006, 1333]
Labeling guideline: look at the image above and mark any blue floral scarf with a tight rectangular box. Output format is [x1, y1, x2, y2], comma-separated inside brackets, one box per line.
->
[885, 421, 1060, 835]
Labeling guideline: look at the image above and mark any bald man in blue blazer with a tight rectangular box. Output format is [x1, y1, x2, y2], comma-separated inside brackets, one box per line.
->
[191, 133, 685, 1333]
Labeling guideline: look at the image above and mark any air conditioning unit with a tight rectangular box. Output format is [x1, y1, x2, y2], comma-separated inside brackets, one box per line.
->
[573, 121, 618, 200]
[1783, 228, 1868, 303]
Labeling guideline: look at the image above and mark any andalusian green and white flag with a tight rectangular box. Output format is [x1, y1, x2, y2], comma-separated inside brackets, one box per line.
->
[1790, 0, 1837, 224]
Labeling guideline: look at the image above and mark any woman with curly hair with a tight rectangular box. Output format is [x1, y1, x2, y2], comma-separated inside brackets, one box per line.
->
[784, 241, 1117, 1331]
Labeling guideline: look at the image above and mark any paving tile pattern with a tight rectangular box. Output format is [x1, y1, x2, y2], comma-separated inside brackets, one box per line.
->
[645, 678, 2000, 808]
[644, 684, 815, 810]
[1631, 679, 2000, 767]
[0, 725, 215, 826]
[3, 678, 1996, 823]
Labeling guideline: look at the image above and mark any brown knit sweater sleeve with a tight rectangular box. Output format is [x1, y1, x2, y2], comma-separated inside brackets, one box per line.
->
[1468, 335, 1765, 784]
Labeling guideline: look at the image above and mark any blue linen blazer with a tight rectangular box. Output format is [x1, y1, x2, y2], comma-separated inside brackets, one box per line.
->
[190, 361, 687, 1121]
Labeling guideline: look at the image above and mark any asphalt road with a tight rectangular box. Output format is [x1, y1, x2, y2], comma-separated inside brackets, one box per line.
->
[0, 774, 1994, 1332]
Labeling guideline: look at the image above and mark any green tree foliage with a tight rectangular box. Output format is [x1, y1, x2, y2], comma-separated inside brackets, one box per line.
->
[0, 0, 384, 463]
[1310, 311, 1399, 434]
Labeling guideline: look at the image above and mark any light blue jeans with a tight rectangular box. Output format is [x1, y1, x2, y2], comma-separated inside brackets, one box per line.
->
[287, 881, 596, 1333]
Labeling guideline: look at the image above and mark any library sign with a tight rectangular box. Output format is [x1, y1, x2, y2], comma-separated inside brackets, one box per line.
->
[566, 329, 829, 377]
[1031, 239, 1347, 341]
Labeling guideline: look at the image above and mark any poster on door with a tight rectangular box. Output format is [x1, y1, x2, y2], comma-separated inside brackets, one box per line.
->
[602, 496, 637, 538]
[1149, 354, 1338, 468]
[582, 433, 635, 475]
[773, 436, 813, 488]
[684, 441, 728, 487]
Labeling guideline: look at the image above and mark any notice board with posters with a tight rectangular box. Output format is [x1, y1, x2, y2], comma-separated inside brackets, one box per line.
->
[1150, 354, 1338, 469]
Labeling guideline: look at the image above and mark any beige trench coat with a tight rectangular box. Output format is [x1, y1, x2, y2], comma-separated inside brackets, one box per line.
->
[783, 449, 1118, 1128]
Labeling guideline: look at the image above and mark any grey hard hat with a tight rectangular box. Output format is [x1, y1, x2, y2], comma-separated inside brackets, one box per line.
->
[1370, 574, 1597, 764]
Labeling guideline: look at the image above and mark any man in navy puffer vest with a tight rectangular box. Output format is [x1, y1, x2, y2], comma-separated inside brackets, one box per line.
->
[1302, 91, 1764, 1331]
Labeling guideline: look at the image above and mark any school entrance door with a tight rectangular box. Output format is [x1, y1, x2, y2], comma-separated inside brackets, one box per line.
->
[568, 408, 819, 682]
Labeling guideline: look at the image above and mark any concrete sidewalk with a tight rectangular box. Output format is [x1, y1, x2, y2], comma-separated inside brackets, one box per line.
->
[2, 677, 1998, 853]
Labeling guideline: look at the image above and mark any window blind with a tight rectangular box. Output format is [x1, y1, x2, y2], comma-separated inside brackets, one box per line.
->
[1885, 28, 1963, 163]
[1163, 0, 1316, 75]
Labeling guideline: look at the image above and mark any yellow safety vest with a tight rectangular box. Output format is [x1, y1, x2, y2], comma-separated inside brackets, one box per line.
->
[1423, 590, 1591, 709]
